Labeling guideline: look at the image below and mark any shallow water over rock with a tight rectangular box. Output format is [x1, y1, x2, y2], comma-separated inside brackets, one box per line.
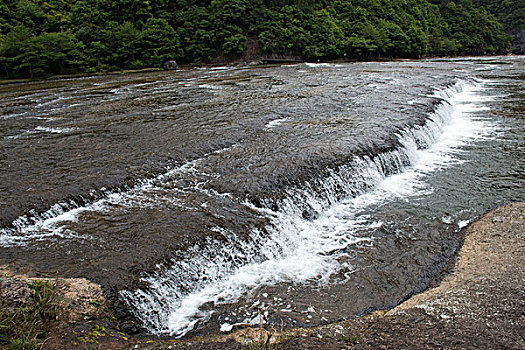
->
[0, 57, 523, 336]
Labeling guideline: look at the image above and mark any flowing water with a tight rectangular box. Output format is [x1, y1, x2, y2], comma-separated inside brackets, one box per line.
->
[0, 57, 523, 336]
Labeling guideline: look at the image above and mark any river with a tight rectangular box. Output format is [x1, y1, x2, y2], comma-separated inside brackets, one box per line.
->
[0, 56, 523, 336]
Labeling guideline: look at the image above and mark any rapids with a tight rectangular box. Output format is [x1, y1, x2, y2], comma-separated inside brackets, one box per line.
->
[0, 57, 523, 336]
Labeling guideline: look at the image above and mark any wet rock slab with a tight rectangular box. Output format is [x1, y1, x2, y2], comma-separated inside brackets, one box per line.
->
[279, 202, 525, 350]
[128, 202, 524, 349]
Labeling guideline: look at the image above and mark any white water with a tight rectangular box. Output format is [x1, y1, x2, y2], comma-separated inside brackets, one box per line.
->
[265, 117, 289, 128]
[118, 80, 497, 337]
[0, 78, 497, 335]
[0, 147, 229, 246]
[34, 126, 77, 134]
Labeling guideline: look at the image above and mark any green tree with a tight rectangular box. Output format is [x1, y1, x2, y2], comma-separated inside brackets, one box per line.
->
[0, 25, 32, 77]
[303, 8, 344, 60]
[222, 33, 247, 56]
[0, 0, 516, 77]
[31, 32, 84, 74]
[141, 18, 181, 66]
[0, 26, 83, 78]
[176, 6, 216, 63]
[114, 21, 142, 68]
[12, 0, 45, 33]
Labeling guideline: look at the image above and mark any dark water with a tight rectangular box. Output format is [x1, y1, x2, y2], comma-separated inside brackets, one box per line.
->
[0, 57, 523, 336]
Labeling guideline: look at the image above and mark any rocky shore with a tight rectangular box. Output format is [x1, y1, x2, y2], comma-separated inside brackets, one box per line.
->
[269, 202, 525, 350]
[1, 203, 523, 349]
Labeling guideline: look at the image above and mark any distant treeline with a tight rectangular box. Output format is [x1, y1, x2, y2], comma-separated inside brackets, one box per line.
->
[473, 0, 525, 53]
[473, 0, 524, 33]
[0, 0, 514, 78]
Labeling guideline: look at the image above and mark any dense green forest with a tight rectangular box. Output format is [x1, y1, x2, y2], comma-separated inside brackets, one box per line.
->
[0, 0, 513, 78]
[473, 0, 524, 32]
[473, 0, 525, 53]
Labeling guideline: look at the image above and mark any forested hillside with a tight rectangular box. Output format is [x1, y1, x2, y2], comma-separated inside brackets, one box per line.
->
[0, 0, 512, 78]
[473, 0, 525, 53]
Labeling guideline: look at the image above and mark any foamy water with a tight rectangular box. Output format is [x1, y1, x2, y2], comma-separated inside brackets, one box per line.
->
[0, 80, 495, 331]
[117, 80, 497, 336]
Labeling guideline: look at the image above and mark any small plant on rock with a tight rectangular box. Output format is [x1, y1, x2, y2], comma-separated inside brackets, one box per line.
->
[0, 279, 59, 350]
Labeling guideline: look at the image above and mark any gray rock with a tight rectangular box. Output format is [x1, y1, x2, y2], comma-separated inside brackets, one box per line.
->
[162, 60, 178, 70]
[0, 277, 34, 310]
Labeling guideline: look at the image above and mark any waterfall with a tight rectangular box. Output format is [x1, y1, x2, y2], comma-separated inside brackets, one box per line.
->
[119, 79, 495, 337]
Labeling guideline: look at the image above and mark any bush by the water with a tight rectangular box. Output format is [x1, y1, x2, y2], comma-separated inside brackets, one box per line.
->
[0, 0, 516, 78]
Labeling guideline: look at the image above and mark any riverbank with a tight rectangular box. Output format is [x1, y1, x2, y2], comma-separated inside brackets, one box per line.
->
[1, 202, 523, 349]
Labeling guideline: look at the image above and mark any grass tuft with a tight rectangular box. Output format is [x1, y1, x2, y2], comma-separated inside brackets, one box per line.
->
[0, 280, 59, 350]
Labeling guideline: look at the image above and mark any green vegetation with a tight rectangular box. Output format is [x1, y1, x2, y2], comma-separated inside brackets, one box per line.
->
[75, 324, 129, 346]
[0, 0, 513, 78]
[0, 280, 59, 350]
[472, 0, 524, 53]
[473, 0, 524, 32]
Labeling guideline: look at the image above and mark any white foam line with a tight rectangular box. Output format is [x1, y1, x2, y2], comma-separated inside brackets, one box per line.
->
[1, 112, 28, 120]
[119, 80, 498, 337]
[0, 145, 238, 246]
[265, 118, 288, 128]
[34, 126, 77, 134]
[197, 84, 222, 90]
[304, 63, 334, 68]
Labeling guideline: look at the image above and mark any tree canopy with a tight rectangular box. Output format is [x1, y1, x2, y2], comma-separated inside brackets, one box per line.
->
[0, 0, 514, 78]
[473, 0, 524, 53]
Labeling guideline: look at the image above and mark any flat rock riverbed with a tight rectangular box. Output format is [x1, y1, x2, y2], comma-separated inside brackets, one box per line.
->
[2, 202, 518, 349]
[125, 202, 525, 349]
[1, 57, 524, 338]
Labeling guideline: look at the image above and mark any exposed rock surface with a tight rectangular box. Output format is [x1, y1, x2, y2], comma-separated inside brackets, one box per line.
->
[2, 203, 523, 349]
[134, 202, 524, 349]
[0, 277, 34, 311]
[0, 266, 106, 324]
[53, 277, 106, 323]
[378, 201, 525, 349]
[162, 60, 178, 70]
